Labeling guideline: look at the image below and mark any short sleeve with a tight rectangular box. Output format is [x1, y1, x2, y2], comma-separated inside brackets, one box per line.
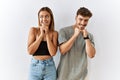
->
[58, 29, 67, 45]
[88, 33, 95, 47]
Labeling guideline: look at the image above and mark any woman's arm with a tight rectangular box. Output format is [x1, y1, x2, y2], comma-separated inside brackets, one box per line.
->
[46, 31, 58, 56]
[27, 27, 43, 55]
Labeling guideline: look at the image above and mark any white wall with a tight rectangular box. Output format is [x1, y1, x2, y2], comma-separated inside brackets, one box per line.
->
[0, 0, 120, 80]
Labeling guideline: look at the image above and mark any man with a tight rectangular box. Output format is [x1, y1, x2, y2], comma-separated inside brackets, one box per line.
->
[57, 7, 96, 80]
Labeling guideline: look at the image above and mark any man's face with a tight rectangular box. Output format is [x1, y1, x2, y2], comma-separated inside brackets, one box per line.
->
[75, 15, 90, 30]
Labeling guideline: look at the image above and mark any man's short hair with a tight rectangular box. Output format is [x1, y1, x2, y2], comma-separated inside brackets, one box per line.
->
[77, 7, 92, 17]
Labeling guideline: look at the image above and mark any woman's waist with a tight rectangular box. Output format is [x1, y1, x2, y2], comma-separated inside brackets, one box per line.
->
[31, 56, 54, 65]
[33, 55, 52, 60]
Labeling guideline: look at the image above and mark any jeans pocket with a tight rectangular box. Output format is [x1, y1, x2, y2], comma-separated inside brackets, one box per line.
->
[48, 60, 55, 66]
[31, 58, 38, 66]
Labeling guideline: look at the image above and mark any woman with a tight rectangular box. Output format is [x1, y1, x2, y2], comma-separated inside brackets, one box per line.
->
[27, 7, 58, 80]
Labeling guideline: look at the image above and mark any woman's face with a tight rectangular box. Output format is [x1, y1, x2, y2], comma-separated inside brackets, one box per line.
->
[39, 11, 51, 27]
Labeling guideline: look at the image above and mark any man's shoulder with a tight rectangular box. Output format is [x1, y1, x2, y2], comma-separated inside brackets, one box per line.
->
[60, 25, 72, 31]
[87, 32, 94, 40]
[88, 32, 93, 37]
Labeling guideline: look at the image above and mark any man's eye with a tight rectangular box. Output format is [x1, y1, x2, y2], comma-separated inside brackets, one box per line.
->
[79, 18, 82, 21]
[85, 20, 88, 22]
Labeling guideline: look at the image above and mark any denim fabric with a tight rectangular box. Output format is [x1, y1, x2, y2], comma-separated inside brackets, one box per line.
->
[29, 57, 56, 80]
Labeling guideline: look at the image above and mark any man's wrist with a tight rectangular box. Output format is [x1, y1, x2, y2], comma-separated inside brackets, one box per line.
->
[84, 35, 89, 40]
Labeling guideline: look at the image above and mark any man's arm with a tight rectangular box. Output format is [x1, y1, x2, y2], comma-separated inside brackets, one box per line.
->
[59, 27, 80, 55]
[85, 39, 96, 58]
[82, 29, 96, 58]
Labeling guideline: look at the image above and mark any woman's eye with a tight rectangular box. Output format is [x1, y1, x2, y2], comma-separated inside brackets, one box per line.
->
[40, 16, 43, 19]
[45, 15, 49, 19]
[39, 15, 50, 19]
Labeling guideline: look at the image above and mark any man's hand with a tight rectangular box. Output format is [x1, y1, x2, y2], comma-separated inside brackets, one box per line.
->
[74, 27, 81, 37]
[81, 29, 88, 37]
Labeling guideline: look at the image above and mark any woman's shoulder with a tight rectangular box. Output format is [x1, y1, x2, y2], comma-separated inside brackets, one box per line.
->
[29, 27, 39, 32]
[53, 30, 58, 34]
[52, 30, 58, 36]
[30, 26, 38, 30]
[29, 27, 39, 35]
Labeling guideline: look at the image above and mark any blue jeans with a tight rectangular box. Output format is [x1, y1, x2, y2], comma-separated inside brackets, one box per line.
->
[29, 57, 56, 80]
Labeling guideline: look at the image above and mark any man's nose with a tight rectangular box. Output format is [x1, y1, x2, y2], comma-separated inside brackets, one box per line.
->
[81, 20, 85, 24]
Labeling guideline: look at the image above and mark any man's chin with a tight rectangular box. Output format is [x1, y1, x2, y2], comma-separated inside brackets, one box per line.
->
[81, 27, 85, 30]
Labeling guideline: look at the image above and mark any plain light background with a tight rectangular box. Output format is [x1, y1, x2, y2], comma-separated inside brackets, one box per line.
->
[0, 0, 120, 80]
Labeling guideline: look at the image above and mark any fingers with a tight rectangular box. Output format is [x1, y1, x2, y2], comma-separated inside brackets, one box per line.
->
[75, 25, 88, 37]
[82, 29, 88, 37]
[73, 27, 80, 37]
[75, 27, 80, 32]
[40, 26, 49, 34]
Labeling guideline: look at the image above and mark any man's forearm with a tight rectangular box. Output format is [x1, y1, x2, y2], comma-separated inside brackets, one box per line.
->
[59, 35, 77, 55]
